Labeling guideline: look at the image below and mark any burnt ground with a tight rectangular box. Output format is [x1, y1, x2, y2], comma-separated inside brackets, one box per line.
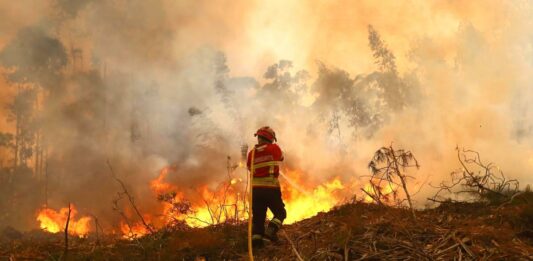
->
[1, 200, 532, 260]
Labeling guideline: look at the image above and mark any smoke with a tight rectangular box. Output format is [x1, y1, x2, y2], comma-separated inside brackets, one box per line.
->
[0, 0, 533, 231]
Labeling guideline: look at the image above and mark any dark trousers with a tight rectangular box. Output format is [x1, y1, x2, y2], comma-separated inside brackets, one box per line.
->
[252, 187, 286, 236]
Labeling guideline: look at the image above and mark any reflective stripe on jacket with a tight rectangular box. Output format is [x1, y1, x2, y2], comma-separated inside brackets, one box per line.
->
[247, 143, 284, 177]
[252, 174, 280, 188]
[247, 143, 284, 188]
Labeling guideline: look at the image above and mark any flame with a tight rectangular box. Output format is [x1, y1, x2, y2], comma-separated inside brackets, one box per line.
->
[130, 165, 391, 237]
[120, 221, 150, 239]
[183, 184, 244, 227]
[362, 182, 398, 203]
[143, 166, 353, 231]
[150, 165, 177, 194]
[147, 166, 248, 229]
[38, 167, 409, 239]
[36, 205, 91, 237]
[281, 169, 345, 224]
[230, 178, 241, 185]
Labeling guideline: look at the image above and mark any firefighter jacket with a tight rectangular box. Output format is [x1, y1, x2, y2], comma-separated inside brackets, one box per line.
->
[247, 143, 284, 188]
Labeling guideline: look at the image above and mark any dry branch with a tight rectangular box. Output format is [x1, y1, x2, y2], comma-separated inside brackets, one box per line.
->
[367, 144, 419, 219]
[107, 160, 154, 234]
[429, 147, 521, 205]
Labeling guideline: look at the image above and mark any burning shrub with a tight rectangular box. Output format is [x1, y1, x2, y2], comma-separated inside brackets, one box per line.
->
[36, 205, 91, 237]
[158, 192, 192, 214]
[157, 192, 193, 231]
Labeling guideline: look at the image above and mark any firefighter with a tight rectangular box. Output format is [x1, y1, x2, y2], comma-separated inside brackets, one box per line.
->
[247, 126, 287, 248]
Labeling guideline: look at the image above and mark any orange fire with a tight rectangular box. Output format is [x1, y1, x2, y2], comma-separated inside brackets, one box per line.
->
[280, 169, 346, 224]
[36, 205, 91, 237]
[120, 220, 150, 239]
[362, 182, 398, 204]
[36, 167, 404, 239]
[149, 165, 248, 228]
[123, 165, 386, 237]
[151, 165, 178, 194]
[146, 165, 350, 229]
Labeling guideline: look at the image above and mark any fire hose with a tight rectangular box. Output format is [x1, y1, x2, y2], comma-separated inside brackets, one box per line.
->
[246, 149, 308, 261]
[247, 148, 255, 261]
[279, 172, 311, 197]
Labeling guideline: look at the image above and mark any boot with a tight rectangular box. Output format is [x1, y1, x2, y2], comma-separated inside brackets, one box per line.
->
[252, 234, 264, 248]
[264, 222, 280, 242]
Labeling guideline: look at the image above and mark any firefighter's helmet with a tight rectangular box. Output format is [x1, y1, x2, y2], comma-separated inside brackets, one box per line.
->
[254, 126, 277, 142]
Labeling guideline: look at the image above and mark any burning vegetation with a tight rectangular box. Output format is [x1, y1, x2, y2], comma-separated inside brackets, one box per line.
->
[1, 0, 533, 260]
[2, 145, 532, 260]
[36, 205, 91, 237]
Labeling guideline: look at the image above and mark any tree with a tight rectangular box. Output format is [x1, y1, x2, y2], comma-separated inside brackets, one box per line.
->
[367, 145, 419, 219]
[367, 25, 419, 111]
[0, 133, 13, 148]
[6, 87, 37, 169]
[0, 26, 67, 171]
[213, 52, 243, 136]
[312, 63, 379, 140]
[0, 26, 67, 89]
[260, 60, 309, 107]
[0, 133, 13, 168]
[368, 25, 397, 74]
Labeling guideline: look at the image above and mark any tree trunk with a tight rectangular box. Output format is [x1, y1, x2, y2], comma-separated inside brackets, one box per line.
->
[64, 203, 72, 260]
[390, 146, 416, 220]
[34, 130, 40, 177]
[44, 148, 48, 207]
[13, 85, 20, 171]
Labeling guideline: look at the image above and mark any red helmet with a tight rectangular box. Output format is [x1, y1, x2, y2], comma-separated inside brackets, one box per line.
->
[254, 126, 277, 142]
